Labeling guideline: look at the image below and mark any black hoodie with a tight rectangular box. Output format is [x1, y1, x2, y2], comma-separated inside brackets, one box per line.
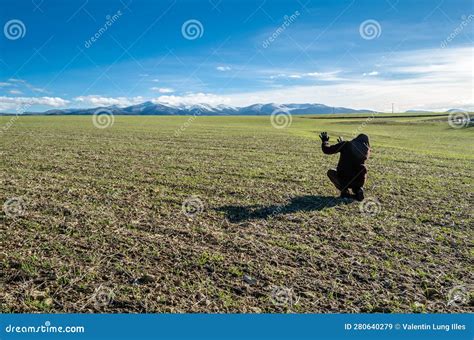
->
[321, 134, 370, 183]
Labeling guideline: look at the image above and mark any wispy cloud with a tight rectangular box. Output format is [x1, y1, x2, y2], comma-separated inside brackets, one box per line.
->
[216, 66, 232, 71]
[151, 87, 174, 93]
[153, 93, 231, 106]
[0, 96, 69, 110]
[74, 95, 145, 107]
[7, 78, 26, 83]
[32, 87, 48, 93]
[363, 71, 379, 76]
[1, 78, 49, 94]
[270, 70, 342, 81]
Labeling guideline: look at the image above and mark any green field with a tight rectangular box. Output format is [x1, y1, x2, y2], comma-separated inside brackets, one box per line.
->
[0, 114, 472, 313]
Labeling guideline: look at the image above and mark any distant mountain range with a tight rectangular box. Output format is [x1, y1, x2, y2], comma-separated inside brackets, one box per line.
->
[3, 102, 376, 116]
[1, 102, 467, 116]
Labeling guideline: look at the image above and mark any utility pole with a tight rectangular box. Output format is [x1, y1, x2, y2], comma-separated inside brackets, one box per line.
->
[391, 103, 394, 114]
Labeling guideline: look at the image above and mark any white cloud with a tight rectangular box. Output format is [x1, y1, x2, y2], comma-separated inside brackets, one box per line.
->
[0, 96, 70, 110]
[74, 95, 145, 107]
[216, 66, 231, 71]
[153, 93, 231, 106]
[269, 73, 285, 79]
[270, 71, 342, 81]
[32, 87, 48, 93]
[151, 78, 160, 82]
[304, 71, 342, 80]
[363, 71, 379, 76]
[7, 78, 26, 83]
[151, 87, 174, 93]
[1, 78, 50, 94]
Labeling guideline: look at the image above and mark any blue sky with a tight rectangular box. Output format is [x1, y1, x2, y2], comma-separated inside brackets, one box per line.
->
[0, 0, 472, 112]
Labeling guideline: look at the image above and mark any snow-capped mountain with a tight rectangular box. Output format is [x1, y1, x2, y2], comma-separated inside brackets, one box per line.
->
[19, 102, 375, 116]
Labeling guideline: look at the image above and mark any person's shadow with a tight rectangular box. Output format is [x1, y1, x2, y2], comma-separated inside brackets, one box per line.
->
[216, 195, 351, 223]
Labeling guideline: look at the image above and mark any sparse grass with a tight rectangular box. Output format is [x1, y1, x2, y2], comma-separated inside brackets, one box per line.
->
[0, 113, 472, 313]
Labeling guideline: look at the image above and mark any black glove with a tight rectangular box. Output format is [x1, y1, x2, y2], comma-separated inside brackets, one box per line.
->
[319, 132, 329, 142]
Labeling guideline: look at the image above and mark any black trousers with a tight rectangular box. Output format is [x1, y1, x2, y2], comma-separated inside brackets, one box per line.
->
[327, 165, 367, 192]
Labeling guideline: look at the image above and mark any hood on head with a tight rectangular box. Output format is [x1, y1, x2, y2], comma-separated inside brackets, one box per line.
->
[353, 133, 370, 146]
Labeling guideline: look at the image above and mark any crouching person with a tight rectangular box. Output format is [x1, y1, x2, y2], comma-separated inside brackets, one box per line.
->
[319, 132, 370, 201]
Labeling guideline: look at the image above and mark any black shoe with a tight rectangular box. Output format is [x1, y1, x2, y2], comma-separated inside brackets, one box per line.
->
[355, 188, 365, 201]
[340, 190, 351, 199]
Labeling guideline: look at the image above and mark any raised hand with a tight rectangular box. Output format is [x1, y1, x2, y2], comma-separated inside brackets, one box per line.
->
[319, 132, 329, 142]
[337, 136, 344, 143]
